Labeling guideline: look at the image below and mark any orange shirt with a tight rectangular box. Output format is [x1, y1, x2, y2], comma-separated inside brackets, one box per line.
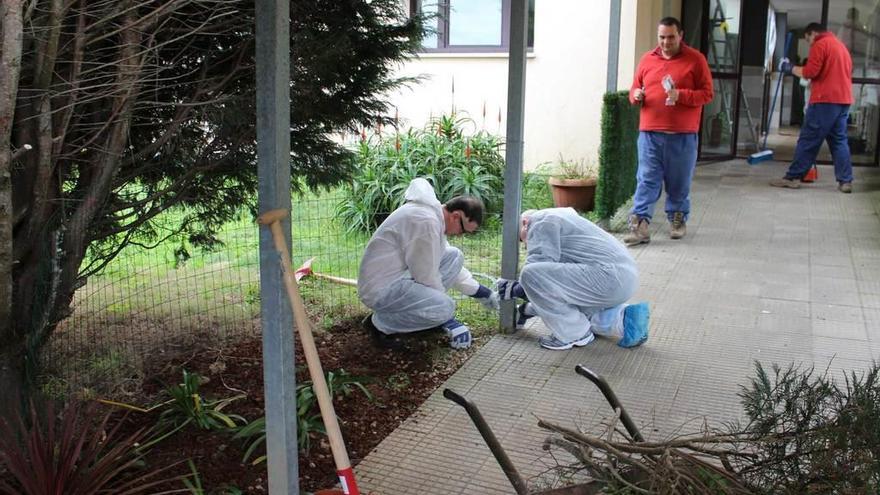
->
[802, 32, 853, 105]
[629, 43, 714, 133]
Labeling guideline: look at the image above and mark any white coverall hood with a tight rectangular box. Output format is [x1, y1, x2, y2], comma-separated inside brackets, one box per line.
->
[404, 178, 443, 209]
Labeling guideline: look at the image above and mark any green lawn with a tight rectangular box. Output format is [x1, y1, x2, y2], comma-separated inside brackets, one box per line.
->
[47, 186, 529, 398]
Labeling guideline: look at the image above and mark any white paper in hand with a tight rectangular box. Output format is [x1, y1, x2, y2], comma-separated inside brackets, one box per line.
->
[662, 74, 675, 106]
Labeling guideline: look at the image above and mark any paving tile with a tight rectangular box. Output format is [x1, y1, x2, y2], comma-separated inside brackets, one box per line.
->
[811, 263, 856, 279]
[357, 163, 880, 492]
[811, 336, 876, 363]
[756, 314, 812, 335]
[810, 254, 854, 267]
[760, 281, 811, 301]
[811, 302, 864, 322]
[858, 279, 880, 295]
[758, 297, 811, 318]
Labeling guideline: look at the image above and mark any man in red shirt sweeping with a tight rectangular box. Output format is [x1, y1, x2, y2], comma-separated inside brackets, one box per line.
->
[623, 17, 713, 246]
[770, 23, 854, 193]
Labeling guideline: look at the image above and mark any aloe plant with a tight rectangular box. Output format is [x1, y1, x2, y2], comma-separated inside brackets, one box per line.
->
[338, 114, 505, 233]
[157, 369, 246, 431]
[234, 369, 372, 463]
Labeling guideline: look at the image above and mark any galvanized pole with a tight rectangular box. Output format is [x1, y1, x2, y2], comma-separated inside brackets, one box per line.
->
[607, 0, 621, 92]
[500, 0, 529, 331]
[255, 0, 299, 493]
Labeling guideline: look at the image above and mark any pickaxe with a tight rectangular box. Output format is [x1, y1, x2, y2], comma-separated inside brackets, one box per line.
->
[294, 257, 358, 287]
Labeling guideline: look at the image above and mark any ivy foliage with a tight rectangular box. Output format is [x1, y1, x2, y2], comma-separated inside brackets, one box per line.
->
[595, 91, 640, 220]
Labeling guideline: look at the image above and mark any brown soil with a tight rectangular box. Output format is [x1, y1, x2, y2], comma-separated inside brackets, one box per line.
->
[117, 316, 474, 493]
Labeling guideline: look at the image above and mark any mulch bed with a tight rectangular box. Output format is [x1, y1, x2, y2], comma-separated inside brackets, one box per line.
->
[117, 317, 474, 493]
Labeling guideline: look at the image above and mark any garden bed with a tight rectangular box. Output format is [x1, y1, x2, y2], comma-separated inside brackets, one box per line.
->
[120, 315, 477, 493]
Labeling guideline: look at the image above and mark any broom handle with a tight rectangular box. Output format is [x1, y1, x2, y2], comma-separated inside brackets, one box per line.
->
[764, 32, 794, 149]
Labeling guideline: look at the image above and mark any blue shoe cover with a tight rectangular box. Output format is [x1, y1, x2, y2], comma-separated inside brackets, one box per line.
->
[619, 302, 649, 348]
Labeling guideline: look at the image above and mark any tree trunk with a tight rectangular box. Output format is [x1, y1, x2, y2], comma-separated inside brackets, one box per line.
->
[0, 0, 24, 408]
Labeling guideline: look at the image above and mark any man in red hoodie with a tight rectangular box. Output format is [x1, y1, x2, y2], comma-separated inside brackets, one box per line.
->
[623, 17, 713, 246]
[770, 23, 854, 193]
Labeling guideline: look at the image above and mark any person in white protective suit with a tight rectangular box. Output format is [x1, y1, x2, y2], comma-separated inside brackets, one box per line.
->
[495, 208, 650, 351]
[358, 178, 499, 350]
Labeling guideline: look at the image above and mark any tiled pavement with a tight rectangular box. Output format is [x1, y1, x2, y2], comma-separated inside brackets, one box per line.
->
[354, 160, 880, 494]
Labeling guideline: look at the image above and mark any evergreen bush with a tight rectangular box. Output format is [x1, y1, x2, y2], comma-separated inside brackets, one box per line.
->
[595, 91, 640, 220]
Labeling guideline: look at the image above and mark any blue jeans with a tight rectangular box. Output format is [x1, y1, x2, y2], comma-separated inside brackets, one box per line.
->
[632, 131, 698, 222]
[786, 103, 853, 183]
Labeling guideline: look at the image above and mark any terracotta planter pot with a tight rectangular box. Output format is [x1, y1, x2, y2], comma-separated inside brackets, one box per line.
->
[548, 177, 598, 212]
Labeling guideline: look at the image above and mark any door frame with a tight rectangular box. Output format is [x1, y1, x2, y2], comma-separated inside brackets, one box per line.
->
[683, 0, 746, 162]
[694, 0, 880, 166]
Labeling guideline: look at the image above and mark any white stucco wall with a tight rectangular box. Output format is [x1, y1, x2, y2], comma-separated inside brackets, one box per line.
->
[387, 0, 617, 170]
[618, 0, 640, 90]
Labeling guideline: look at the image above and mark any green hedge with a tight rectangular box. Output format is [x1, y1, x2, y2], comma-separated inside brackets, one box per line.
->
[595, 91, 640, 220]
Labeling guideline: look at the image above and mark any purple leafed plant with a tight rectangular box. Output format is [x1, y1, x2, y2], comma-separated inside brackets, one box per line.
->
[0, 400, 182, 495]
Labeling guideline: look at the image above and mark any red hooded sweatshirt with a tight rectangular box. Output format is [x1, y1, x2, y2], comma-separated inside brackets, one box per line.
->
[629, 43, 714, 133]
[802, 32, 853, 105]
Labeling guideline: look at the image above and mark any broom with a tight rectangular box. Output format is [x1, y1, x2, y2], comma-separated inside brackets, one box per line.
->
[748, 32, 793, 164]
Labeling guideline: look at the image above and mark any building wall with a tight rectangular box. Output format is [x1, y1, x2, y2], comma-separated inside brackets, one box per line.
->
[633, 0, 682, 57]
[618, 0, 640, 90]
[388, 0, 624, 170]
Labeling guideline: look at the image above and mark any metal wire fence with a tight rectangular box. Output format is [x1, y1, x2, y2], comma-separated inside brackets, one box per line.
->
[42, 180, 552, 398]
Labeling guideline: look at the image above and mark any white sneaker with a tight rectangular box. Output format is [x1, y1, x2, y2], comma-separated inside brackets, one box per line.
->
[538, 332, 595, 350]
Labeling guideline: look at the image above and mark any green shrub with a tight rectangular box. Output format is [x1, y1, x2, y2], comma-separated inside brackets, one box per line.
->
[234, 369, 373, 462]
[595, 91, 640, 220]
[338, 114, 505, 233]
[158, 370, 246, 431]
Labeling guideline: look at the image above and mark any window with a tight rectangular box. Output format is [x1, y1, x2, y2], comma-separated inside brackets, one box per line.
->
[412, 0, 535, 52]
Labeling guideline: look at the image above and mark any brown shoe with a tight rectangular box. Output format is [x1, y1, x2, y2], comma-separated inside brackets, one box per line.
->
[669, 212, 686, 240]
[623, 215, 650, 246]
[838, 182, 853, 193]
[769, 177, 800, 189]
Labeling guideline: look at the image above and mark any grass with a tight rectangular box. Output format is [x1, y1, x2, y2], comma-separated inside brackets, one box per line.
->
[43, 172, 575, 399]
[46, 183, 550, 398]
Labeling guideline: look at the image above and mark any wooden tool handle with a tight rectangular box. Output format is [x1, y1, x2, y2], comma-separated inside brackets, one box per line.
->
[313, 272, 358, 287]
[261, 214, 356, 483]
[257, 208, 289, 226]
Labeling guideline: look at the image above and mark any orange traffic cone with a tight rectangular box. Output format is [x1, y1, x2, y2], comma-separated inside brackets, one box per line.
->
[802, 164, 818, 183]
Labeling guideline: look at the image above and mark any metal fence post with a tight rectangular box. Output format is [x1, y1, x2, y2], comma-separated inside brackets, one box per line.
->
[255, 0, 299, 493]
[500, 0, 528, 331]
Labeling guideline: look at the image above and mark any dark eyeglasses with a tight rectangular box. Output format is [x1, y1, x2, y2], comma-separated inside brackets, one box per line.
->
[458, 214, 476, 234]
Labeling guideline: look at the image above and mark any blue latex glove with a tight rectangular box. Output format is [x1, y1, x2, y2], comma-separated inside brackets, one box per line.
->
[495, 278, 527, 300]
[471, 284, 500, 311]
[443, 319, 472, 350]
[779, 57, 793, 75]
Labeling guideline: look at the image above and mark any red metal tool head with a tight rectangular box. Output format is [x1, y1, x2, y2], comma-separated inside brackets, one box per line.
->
[294, 256, 315, 281]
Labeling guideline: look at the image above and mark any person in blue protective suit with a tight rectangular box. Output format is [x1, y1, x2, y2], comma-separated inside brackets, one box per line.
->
[357, 178, 499, 350]
[495, 208, 650, 351]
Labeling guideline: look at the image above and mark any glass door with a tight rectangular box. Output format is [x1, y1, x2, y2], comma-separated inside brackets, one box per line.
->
[827, 0, 880, 166]
[684, 0, 745, 160]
